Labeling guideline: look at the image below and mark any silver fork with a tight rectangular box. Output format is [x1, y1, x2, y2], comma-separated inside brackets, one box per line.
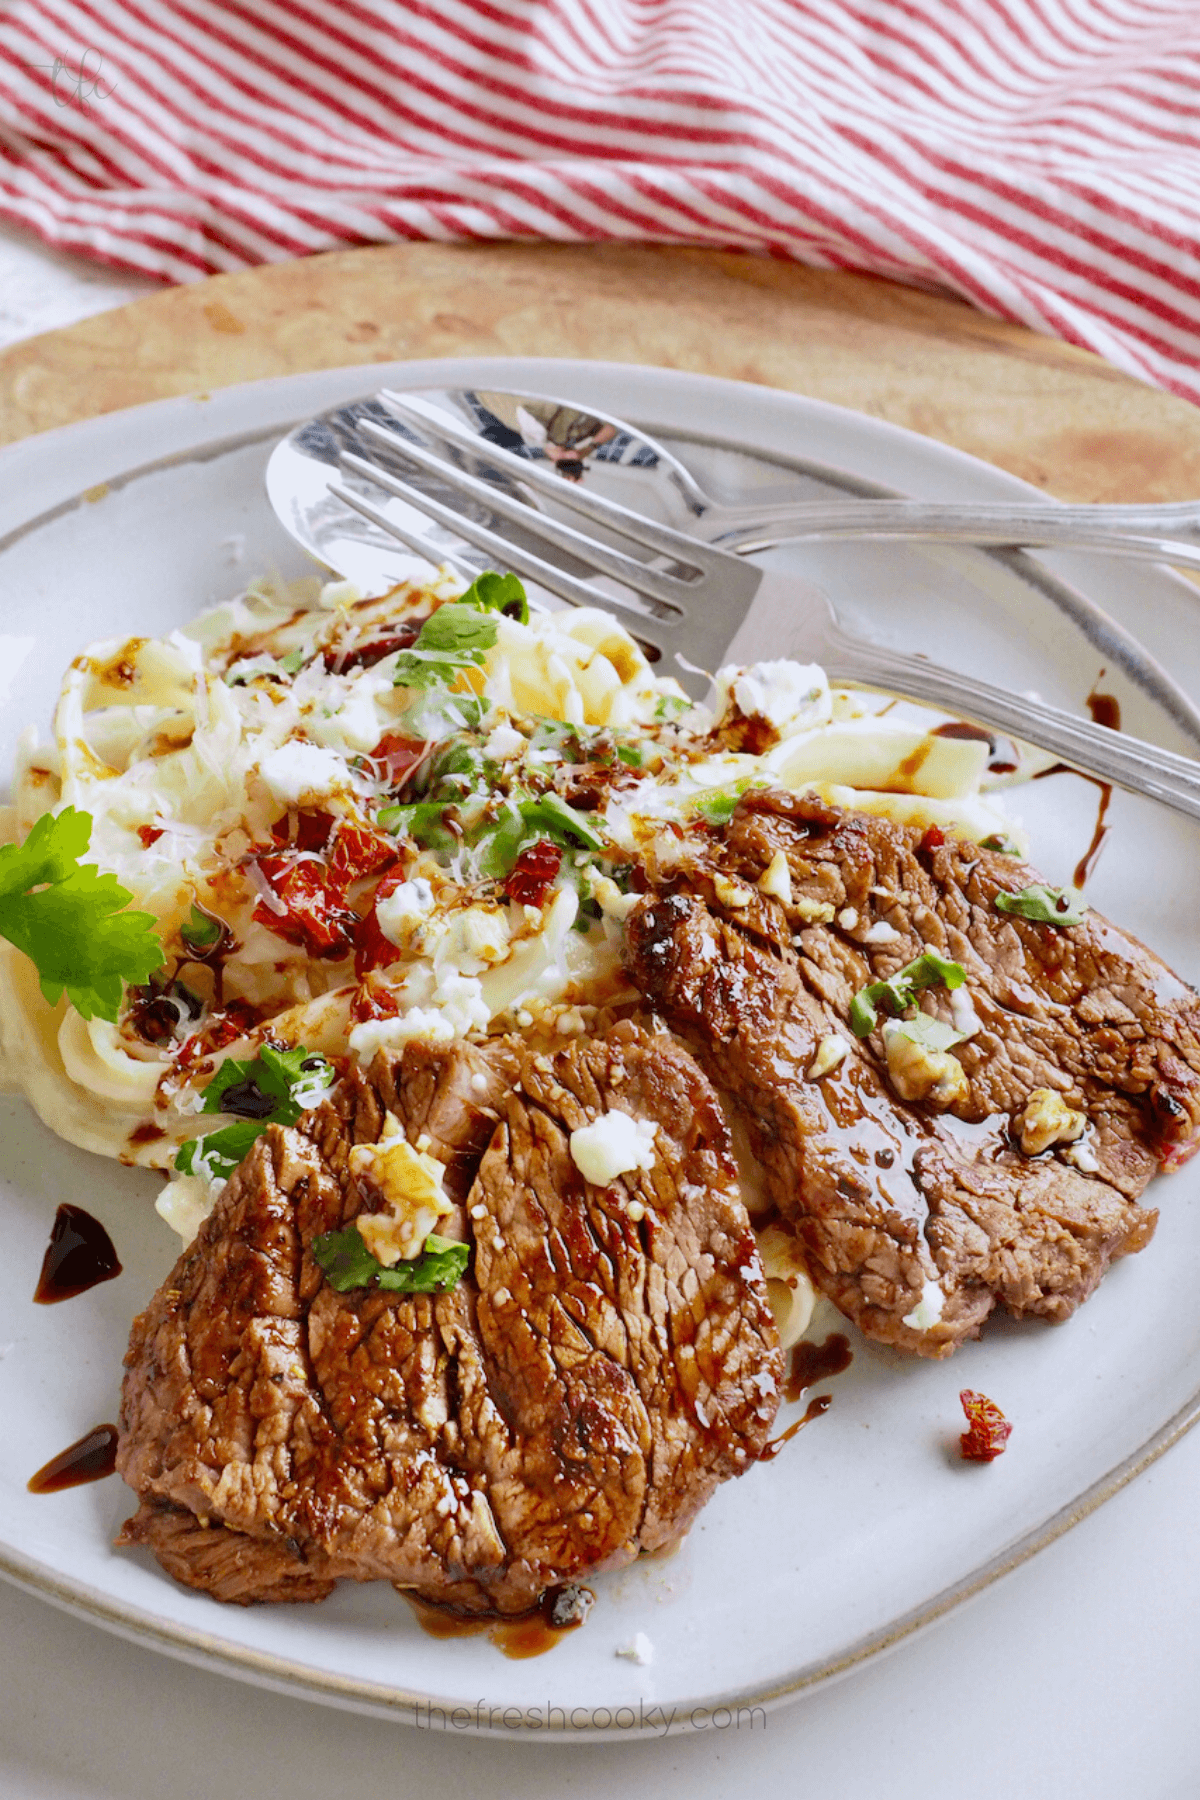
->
[326, 396, 1200, 827]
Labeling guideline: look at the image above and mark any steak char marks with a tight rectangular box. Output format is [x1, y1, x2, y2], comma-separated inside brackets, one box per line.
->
[118, 1027, 781, 1612]
[624, 789, 1200, 1357]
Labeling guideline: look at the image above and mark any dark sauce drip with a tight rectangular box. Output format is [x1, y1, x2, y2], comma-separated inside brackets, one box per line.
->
[1032, 763, 1113, 890]
[760, 1396, 831, 1461]
[28, 1423, 119, 1492]
[404, 1582, 595, 1659]
[933, 722, 991, 743]
[34, 1204, 121, 1303]
[784, 1332, 853, 1404]
[932, 720, 1018, 774]
[127, 977, 205, 1046]
[1086, 683, 1122, 733]
[178, 922, 234, 1007]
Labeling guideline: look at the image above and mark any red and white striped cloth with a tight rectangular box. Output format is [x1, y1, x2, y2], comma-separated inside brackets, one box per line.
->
[2, 0, 1199, 400]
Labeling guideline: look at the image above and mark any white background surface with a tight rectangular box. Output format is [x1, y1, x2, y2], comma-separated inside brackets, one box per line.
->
[3, 219, 1200, 1800]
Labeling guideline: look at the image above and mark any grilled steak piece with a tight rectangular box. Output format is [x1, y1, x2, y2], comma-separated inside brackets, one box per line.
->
[117, 1026, 781, 1613]
[623, 790, 1199, 1357]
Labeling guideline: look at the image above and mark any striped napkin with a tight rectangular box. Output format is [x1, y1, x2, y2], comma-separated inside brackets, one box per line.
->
[1, 0, 1198, 401]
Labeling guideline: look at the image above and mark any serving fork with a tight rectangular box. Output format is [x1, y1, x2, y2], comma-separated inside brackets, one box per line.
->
[318, 390, 1200, 827]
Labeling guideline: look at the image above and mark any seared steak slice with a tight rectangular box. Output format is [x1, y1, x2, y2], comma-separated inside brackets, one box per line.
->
[118, 1027, 780, 1613]
[623, 790, 1194, 1356]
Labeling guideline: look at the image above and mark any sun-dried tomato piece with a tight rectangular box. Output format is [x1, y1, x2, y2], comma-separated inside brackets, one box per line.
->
[350, 977, 403, 1024]
[327, 819, 399, 890]
[959, 1390, 1012, 1462]
[136, 824, 164, 848]
[175, 1000, 261, 1070]
[918, 825, 945, 859]
[252, 855, 358, 958]
[504, 839, 562, 909]
[353, 866, 408, 978]
[270, 809, 336, 853]
[369, 732, 430, 789]
[324, 622, 425, 675]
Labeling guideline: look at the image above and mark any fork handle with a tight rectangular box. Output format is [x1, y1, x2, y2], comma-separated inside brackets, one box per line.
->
[825, 626, 1200, 826]
[717, 501, 1200, 569]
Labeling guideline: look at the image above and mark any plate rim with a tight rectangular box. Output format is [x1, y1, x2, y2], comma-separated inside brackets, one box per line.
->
[4, 352, 1200, 1736]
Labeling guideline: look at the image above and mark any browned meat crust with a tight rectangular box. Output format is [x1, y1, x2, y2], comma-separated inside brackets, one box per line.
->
[623, 790, 1198, 1357]
[117, 1028, 781, 1611]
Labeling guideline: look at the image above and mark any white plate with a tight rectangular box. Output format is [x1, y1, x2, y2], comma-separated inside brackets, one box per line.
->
[3, 357, 1200, 1739]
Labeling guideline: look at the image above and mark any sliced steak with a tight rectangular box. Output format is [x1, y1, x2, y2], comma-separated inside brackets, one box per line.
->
[117, 1026, 781, 1613]
[622, 790, 1196, 1357]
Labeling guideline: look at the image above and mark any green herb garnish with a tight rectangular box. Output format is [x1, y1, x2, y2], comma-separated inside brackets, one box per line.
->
[883, 1013, 966, 1053]
[994, 884, 1087, 927]
[691, 781, 751, 828]
[0, 808, 165, 1021]
[850, 951, 967, 1036]
[180, 904, 223, 949]
[456, 569, 530, 623]
[174, 1045, 335, 1182]
[312, 1226, 470, 1294]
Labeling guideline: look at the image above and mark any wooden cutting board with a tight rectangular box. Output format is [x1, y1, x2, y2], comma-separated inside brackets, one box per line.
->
[3, 240, 1200, 504]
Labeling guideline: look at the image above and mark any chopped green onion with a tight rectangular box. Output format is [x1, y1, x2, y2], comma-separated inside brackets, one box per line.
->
[850, 951, 967, 1036]
[994, 884, 1087, 927]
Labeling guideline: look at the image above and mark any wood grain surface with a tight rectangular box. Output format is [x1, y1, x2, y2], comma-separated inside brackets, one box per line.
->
[3, 241, 1200, 503]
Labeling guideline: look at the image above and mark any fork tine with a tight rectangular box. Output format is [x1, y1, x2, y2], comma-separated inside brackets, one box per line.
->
[327, 475, 684, 663]
[352, 423, 694, 615]
[377, 389, 734, 576]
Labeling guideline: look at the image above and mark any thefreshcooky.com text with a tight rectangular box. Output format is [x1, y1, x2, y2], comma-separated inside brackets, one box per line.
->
[410, 1699, 767, 1735]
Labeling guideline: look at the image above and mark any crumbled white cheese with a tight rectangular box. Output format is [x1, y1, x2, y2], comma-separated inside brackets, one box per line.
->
[863, 919, 902, 944]
[808, 1034, 850, 1080]
[719, 659, 832, 734]
[902, 1278, 945, 1332]
[588, 870, 640, 922]
[257, 740, 347, 804]
[155, 1172, 222, 1243]
[375, 877, 436, 946]
[1019, 1088, 1087, 1156]
[616, 1632, 655, 1666]
[792, 895, 836, 924]
[485, 722, 525, 761]
[1063, 1136, 1100, 1173]
[837, 907, 858, 930]
[348, 973, 490, 1060]
[758, 849, 793, 904]
[570, 1109, 658, 1186]
[882, 1019, 968, 1110]
[713, 873, 753, 910]
[350, 1114, 451, 1265]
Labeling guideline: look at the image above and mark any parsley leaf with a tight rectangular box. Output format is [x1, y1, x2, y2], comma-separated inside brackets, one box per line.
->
[392, 603, 499, 691]
[0, 808, 165, 1021]
[456, 570, 529, 623]
[850, 951, 966, 1036]
[175, 1045, 335, 1180]
[175, 1119, 264, 1183]
[994, 884, 1087, 927]
[312, 1227, 470, 1294]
